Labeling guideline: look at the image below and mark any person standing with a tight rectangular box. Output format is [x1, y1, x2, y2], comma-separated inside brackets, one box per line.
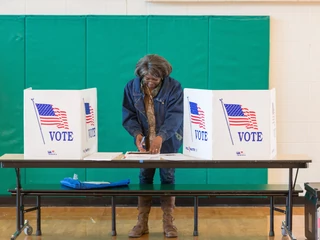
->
[122, 54, 184, 238]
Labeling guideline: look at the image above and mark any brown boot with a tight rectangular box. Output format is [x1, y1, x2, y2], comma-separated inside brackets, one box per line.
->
[161, 196, 178, 238]
[128, 196, 152, 238]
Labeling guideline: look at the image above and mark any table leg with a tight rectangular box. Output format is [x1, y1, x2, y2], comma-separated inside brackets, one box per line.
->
[10, 168, 24, 240]
[15, 168, 21, 231]
[20, 192, 24, 227]
[36, 196, 42, 236]
[193, 196, 199, 236]
[111, 196, 117, 236]
[281, 168, 297, 240]
[288, 168, 293, 231]
[269, 196, 274, 236]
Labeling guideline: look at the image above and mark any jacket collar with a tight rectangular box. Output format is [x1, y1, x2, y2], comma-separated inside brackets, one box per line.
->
[132, 76, 169, 101]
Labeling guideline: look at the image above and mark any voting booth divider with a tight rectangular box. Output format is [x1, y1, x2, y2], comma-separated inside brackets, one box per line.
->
[23, 88, 98, 159]
[23, 87, 277, 161]
[183, 88, 277, 160]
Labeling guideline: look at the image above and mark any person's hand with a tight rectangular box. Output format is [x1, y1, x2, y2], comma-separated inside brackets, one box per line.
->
[136, 134, 146, 152]
[149, 136, 163, 154]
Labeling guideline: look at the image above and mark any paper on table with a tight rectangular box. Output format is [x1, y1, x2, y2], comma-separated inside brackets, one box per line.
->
[0, 154, 25, 160]
[123, 151, 161, 160]
[83, 152, 123, 161]
[160, 153, 202, 161]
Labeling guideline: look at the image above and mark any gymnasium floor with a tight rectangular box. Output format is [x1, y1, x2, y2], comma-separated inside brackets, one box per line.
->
[0, 206, 306, 240]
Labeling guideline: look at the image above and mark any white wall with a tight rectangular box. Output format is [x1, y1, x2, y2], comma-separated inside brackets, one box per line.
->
[1, 0, 319, 187]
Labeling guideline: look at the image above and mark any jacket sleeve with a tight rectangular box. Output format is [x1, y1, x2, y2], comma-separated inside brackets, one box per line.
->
[122, 83, 143, 138]
[157, 83, 183, 142]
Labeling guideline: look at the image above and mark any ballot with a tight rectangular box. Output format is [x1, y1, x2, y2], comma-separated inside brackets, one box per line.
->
[123, 151, 161, 160]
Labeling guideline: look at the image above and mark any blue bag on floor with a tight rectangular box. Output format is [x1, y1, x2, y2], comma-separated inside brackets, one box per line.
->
[60, 177, 130, 189]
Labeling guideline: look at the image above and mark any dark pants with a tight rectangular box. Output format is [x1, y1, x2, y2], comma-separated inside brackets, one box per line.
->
[139, 168, 175, 184]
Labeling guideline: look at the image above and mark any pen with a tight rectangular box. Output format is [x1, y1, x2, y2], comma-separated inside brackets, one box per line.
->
[140, 136, 146, 149]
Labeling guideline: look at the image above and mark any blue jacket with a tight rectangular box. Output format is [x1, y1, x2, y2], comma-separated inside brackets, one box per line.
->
[122, 76, 183, 153]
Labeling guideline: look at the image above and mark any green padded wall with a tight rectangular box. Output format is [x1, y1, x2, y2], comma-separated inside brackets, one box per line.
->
[209, 16, 269, 90]
[147, 16, 209, 184]
[208, 16, 269, 184]
[24, 16, 87, 184]
[147, 16, 209, 90]
[0, 16, 26, 194]
[0, 15, 269, 194]
[86, 16, 147, 183]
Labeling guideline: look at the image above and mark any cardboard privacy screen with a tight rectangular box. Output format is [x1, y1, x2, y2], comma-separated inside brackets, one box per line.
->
[24, 88, 98, 159]
[183, 88, 276, 160]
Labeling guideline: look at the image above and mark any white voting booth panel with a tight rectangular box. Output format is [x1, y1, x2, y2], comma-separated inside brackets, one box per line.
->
[24, 88, 98, 159]
[183, 88, 276, 160]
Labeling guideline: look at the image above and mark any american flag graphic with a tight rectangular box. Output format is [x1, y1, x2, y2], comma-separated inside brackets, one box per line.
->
[224, 103, 258, 130]
[189, 101, 205, 129]
[84, 102, 94, 126]
[35, 103, 69, 129]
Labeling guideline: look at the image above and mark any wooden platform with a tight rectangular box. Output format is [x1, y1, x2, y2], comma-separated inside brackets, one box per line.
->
[0, 206, 305, 240]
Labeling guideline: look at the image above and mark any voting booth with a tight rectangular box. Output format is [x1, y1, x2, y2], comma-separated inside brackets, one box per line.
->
[183, 88, 276, 160]
[24, 88, 98, 159]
